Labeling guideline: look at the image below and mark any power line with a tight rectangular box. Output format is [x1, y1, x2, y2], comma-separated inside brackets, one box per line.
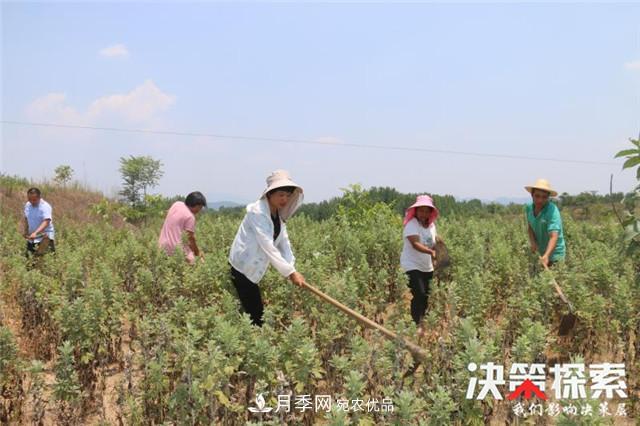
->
[1, 119, 619, 166]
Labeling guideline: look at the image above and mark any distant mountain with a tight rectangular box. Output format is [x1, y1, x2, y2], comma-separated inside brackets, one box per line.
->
[206, 194, 530, 210]
[491, 197, 530, 205]
[207, 201, 244, 210]
[459, 196, 530, 205]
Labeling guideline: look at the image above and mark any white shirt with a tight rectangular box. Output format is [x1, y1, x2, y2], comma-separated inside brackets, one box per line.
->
[400, 217, 437, 273]
[24, 199, 55, 243]
[228, 197, 297, 284]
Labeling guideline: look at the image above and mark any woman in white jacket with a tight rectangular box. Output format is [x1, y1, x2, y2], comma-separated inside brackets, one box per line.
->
[228, 170, 306, 326]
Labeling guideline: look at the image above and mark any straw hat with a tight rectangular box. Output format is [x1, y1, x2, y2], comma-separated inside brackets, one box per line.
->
[524, 178, 558, 197]
[260, 169, 304, 221]
[403, 195, 439, 226]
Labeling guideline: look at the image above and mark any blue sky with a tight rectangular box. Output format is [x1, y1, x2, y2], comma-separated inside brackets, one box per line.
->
[2, 2, 639, 203]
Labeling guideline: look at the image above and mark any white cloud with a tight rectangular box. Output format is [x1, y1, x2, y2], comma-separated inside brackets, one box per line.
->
[87, 80, 175, 122]
[26, 80, 175, 126]
[624, 60, 640, 71]
[25, 93, 86, 124]
[99, 43, 129, 58]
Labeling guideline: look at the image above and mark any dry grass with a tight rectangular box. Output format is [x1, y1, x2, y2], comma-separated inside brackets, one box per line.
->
[0, 178, 125, 228]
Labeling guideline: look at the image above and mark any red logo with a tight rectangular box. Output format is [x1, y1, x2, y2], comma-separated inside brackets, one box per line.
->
[507, 379, 547, 401]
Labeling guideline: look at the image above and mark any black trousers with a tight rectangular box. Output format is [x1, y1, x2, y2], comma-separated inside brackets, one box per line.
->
[406, 270, 433, 325]
[25, 239, 56, 257]
[230, 266, 264, 327]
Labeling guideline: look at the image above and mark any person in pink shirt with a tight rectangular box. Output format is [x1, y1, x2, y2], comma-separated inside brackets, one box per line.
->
[158, 191, 207, 264]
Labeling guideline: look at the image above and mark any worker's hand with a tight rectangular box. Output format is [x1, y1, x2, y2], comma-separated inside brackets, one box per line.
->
[540, 254, 550, 268]
[530, 243, 538, 254]
[428, 248, 436, 258]
[198, 254, 205, 264]
[28, 232, 38, 240]
[288, 271, 305, 288]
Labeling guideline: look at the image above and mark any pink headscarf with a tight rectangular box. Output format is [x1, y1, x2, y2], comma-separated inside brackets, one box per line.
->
[403, 195, 439, 227]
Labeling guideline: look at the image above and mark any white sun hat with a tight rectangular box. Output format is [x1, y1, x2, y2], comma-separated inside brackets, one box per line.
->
[260, 169, 304, 220]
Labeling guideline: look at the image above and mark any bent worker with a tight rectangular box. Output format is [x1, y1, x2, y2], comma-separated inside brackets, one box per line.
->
[400, 194, 438, 332]
[228, 169, 306, 326]
[23, 187, 56, 256]
[524, 179, 566, 267]
[158, 191, 207, 264]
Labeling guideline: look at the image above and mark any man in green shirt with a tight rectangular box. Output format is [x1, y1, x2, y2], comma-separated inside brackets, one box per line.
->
[524, 179, 566, 267]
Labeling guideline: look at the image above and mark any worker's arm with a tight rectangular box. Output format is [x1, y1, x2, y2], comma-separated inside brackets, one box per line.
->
[407, 235, 436, 257]
[186, 230, 201, 258]
[28, 219, 50, 240]
[527, 224, 538, 253]
[248, 213, 304, 286]
[541, 231, 558, 267]
[277, 225, 295, 265]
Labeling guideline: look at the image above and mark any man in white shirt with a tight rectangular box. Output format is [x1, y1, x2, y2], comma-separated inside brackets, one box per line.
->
[23, 187, 56, 256]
